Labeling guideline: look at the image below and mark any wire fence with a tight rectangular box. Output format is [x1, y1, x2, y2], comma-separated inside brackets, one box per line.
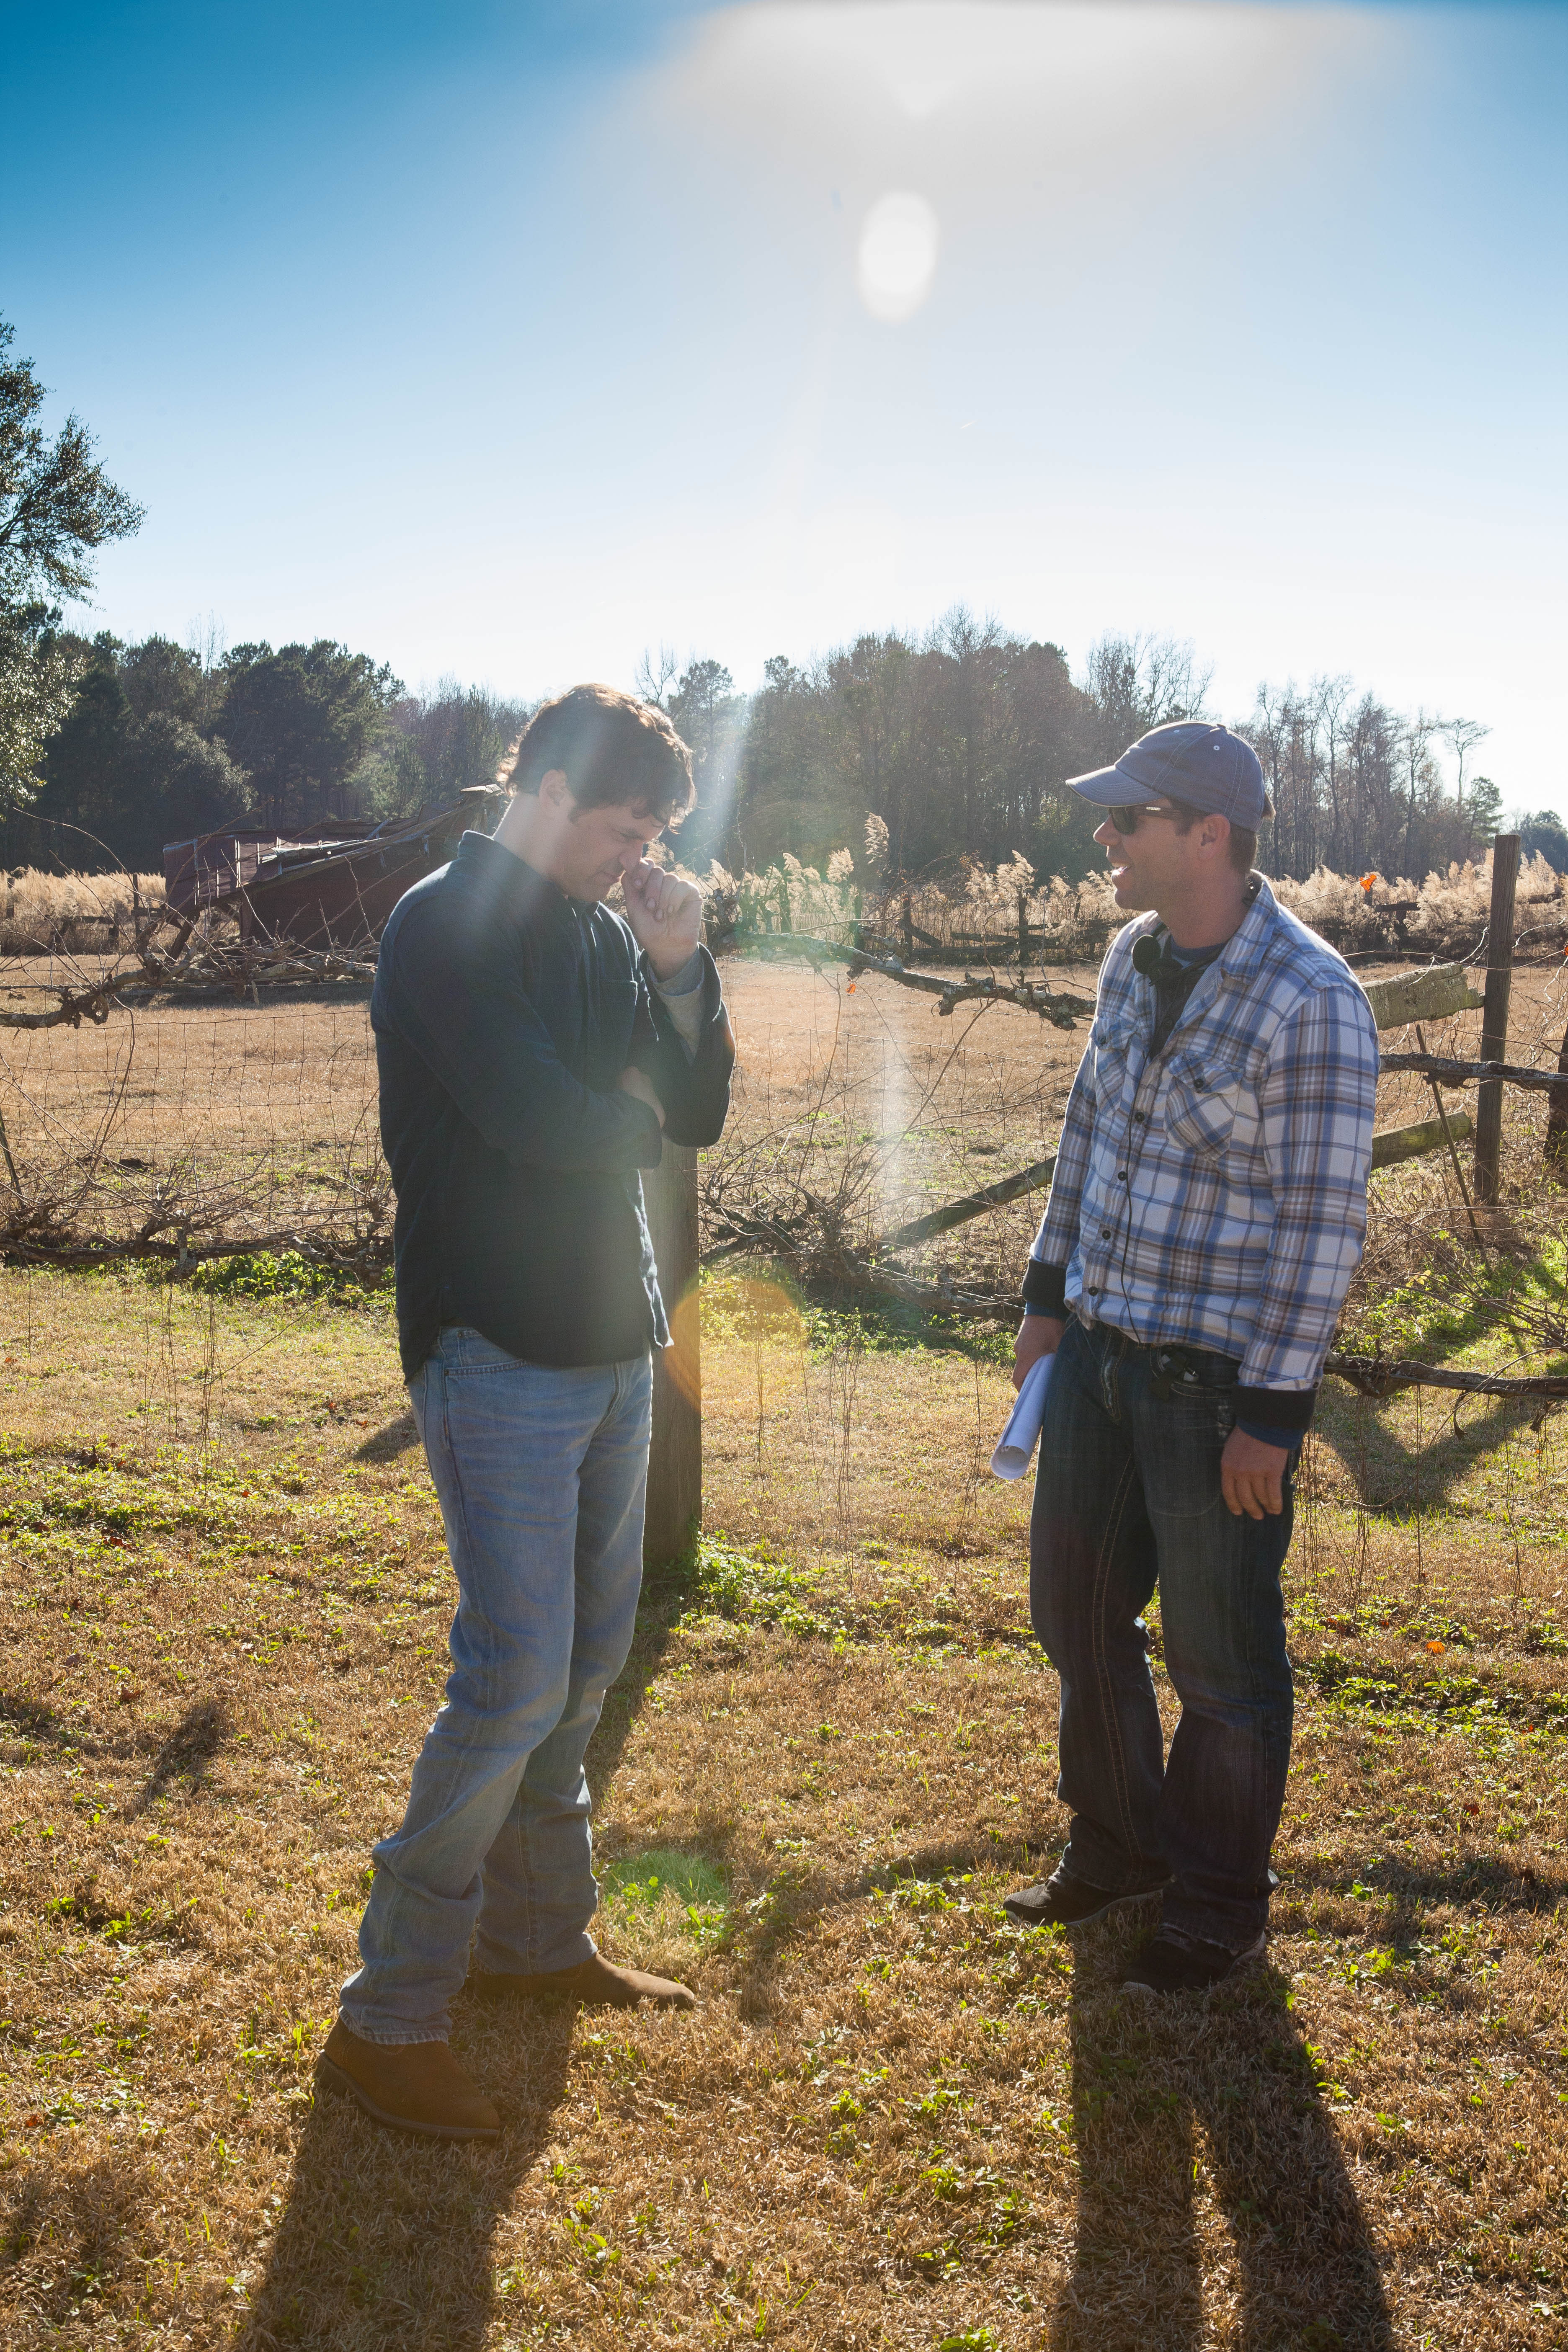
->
[2, 859, 1568, 1333]
[5, 864, 1568, 1638]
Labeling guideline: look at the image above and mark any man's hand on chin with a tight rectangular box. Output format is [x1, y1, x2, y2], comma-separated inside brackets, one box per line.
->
[1220, 1427, 1290, 1519]
[622, 858, 704, 980]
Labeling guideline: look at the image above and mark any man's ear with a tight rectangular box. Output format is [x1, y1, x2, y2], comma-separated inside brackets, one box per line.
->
[538, 767, 573, 813]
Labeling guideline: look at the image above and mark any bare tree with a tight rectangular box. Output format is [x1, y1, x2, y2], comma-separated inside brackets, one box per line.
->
[1440, 716, 1491, 815]
[1081, 632, 1214, 765]
[1314, 673, 1353, 870]
[1400, 709, 1441, 878]
[634, 644, 680, 709]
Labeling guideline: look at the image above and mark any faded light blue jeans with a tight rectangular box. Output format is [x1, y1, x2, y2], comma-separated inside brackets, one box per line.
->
[340, 1327, 652, 2045]
[1029, 1315, 1297, 1953]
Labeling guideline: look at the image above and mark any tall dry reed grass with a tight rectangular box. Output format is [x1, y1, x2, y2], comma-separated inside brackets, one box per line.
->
[0, 867, 165, 955]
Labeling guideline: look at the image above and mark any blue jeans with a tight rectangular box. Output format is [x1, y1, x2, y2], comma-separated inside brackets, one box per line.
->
[1029, 1316, 1296, 1952]
[340, 1328, 653, 2044]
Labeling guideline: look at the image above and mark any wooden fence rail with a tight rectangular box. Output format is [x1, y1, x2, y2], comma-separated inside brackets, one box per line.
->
[1378, 1052, 1568, 1096]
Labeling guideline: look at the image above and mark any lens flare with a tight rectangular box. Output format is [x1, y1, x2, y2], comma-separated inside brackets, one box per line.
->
[856, 191, 939, 324]
[665, 1275, 806, 1408]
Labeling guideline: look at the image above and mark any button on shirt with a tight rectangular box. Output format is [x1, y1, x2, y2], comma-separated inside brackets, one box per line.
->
[1026, 877, 1378, 1423]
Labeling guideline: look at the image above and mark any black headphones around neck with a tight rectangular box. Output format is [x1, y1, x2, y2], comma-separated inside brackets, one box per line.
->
[1131, 877, 1260, 981]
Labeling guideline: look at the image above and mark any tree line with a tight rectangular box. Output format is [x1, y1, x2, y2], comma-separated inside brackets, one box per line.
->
[5, 628, 525, 873]
[4, 308, 1563, 886]
[650, 624, 1212, 881]
[646, 627, 1566, 885]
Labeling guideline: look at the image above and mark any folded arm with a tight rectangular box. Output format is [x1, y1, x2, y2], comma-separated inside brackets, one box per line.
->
[628, 946, 735, 1148]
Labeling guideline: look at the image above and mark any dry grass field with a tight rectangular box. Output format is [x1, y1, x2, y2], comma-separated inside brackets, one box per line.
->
[2, 949, 1568, 2349]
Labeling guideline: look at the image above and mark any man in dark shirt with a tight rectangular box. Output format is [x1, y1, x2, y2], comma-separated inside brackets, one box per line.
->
[317, 684, 734, 2141]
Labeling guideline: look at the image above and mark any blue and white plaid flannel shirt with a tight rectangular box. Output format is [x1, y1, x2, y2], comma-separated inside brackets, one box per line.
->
[1025, 877, 1378, 1431]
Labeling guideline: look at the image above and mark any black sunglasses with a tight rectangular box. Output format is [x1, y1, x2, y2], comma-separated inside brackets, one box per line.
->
[1107, 802, 1178, 835]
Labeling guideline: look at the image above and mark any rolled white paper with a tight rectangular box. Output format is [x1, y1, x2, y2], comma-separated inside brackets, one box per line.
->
[990, 1350, 1056, 1480]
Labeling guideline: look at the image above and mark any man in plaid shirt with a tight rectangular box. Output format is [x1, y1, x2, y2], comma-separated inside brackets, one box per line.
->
[1004, 720, 1378, 1992]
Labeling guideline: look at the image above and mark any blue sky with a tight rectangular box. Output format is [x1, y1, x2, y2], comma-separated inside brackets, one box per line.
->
[3, 1, 1565, 821]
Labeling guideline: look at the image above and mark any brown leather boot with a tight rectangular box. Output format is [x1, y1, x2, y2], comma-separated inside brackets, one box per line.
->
[315, 2019, 500, 2141]
[471, 1951, 695, 2010]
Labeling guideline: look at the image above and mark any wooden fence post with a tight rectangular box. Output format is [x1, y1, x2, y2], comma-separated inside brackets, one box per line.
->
[1474, 832, 1520, 1205]
[642, 1140, 701, 1569]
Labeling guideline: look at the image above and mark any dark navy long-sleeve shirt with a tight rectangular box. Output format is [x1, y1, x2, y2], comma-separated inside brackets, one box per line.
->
[372, 831, 734, 1378]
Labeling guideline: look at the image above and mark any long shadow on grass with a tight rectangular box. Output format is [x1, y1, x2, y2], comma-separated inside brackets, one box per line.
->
[0, 1690, 67, 1749]
[354, 1411, 420, 1464]
[128, 1695, 228, 1813]
[237, 2007, 573, 2351]
[1316, 1383, 1537, 1516]
[1285, 1849, 1563, 1918]
[236, 1524, 685, 2345]
[2, 2151, 157, 2337]
[1052, 1959, 1391, 2352]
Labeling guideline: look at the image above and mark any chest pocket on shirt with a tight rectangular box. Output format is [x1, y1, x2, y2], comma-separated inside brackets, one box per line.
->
[1162, 1049, 1261, 1162]
[1091, 1014, 1141, 1116]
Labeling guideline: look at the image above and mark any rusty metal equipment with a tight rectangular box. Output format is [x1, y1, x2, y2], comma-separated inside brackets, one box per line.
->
[162, 789, 501, 949]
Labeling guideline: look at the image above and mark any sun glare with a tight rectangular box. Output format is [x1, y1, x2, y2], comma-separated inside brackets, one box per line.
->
[856, 191, 939, 324]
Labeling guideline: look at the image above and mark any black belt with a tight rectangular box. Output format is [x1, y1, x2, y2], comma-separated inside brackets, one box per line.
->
[1148, 1343, 1240, 1399]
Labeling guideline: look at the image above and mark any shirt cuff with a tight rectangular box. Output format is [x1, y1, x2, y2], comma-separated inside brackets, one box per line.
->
[652, 949, 705, 997]
[651, 951, 707, 1056]
[1234, 1384, 1316, 1436]
[1236, 1420, 1295, 1452]
[1021, 1259, 1070, 1318]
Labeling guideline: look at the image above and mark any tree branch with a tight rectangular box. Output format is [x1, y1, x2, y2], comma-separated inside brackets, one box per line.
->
[1323, 1353, 1568, 1400]
[1379, 1050, 1568, 1095]
[742, 932, 1094, 1028]
[0, 977, 119, 1030]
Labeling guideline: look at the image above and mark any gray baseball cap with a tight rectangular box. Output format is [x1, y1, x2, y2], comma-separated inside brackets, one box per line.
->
[1067, 721, 1268, 828]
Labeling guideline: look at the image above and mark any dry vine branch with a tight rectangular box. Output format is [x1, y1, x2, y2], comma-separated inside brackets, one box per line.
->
[1378, 1050, 1568, 1094]
[0, 976, 121, 1031]
[1324, 1353, 1568, 1400]
[877, 1155, 1059, 1253]
[0, 1225, 349, 1271]
[745, 933, 1095, 1028]
[129, 937, 380, 995]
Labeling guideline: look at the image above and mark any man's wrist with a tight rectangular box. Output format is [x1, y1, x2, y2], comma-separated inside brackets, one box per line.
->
[1233, 1382, 1316, 1439]
[1021, 1258, 1070, 1319]
[1235, 1421, 1292, 1452]
[647, 944, 704, 987]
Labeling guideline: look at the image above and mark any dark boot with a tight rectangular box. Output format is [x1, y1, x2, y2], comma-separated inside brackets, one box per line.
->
[315, 2019, 500, 2140]
[1003, 1866, 1168, 1929]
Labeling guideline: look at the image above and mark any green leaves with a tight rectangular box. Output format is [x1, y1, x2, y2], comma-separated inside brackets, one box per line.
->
[0, 317, 144, 611]
[0, 317, 141, 808]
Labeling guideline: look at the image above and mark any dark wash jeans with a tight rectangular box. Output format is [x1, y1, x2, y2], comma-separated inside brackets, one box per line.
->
[1029, 1315, 1297, 1951]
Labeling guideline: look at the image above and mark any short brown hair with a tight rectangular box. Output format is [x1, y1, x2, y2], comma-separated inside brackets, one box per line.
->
[499, 683, 694, 822]
[1166, 792, 1274, 876]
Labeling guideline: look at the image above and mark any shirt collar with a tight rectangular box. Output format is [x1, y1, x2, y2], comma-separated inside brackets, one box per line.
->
[1215, 874, 1275, 985]
[454, 830, 573, 923]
